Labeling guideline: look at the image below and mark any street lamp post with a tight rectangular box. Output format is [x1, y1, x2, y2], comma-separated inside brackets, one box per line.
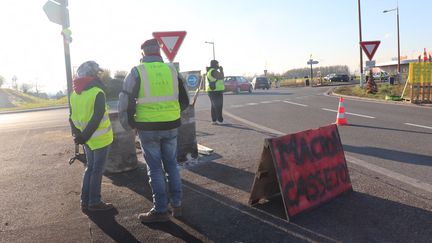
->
[357, 0, 364, 87]
[205, 41, 215, 60]
[383, 2, 401, 78]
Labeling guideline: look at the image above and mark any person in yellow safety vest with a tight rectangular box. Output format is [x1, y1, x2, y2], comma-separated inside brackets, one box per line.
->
[118, 38, 189, 223]
[206, 59, 225, 125]
[69, 61, 114, 212]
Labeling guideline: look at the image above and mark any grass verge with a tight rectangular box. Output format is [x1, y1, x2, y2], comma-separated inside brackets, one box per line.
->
[333, 83, 408, 100]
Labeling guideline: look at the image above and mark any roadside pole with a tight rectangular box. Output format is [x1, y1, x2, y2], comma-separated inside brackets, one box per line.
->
[43, 0, 72, 107]
[307, 57, 319, 86]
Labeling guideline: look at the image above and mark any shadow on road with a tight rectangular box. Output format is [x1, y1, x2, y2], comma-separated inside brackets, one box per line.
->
[293, 191, 432, 242]
[187, 159, 255, 192]
[86, 209, 140, 243]
[144, 221, 204, 243]
[105, 157, 432, 242]
[343, 144, 432, 166]
[106, 165, 205, 243]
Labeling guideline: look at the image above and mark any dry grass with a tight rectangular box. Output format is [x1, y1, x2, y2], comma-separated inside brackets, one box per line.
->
[333, 83, 408, 100]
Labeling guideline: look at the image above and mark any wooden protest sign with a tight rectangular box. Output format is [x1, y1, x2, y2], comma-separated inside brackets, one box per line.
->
[249, 124, 352, 220]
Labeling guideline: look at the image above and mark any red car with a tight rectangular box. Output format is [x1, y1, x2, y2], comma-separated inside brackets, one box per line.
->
[223, 76, 252, 94]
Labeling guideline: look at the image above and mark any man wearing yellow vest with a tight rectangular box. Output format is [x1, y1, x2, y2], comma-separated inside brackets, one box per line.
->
[206, 60, 225, 124]
[118, 39, 189, 223]
[69, 61, 114, 212]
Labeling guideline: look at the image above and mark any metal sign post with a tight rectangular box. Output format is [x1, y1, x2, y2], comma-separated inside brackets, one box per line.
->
[307, 59, 319, 82]
[43, 0, 72, 103]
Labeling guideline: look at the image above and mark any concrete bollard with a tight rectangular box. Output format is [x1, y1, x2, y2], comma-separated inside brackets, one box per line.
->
[105, 111, 138, 173]
[177, 105, 198, 163]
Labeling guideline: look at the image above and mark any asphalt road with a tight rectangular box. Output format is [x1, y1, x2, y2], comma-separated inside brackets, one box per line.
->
[1, 86, 431, 242]
[195, 87, 432, 186]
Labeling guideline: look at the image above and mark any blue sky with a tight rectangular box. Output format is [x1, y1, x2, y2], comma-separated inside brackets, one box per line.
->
[1, 0, 431, 94]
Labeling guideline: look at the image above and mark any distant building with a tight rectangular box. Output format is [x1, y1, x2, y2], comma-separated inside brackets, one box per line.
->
[375, 58, 417, 75]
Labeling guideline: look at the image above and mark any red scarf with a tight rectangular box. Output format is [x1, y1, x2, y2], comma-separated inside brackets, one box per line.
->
[73, 77, 94, 94]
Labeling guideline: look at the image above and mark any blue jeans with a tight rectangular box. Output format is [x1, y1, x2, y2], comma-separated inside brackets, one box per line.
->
[81, 145, 110, 206]
[138, 129, 182, 213]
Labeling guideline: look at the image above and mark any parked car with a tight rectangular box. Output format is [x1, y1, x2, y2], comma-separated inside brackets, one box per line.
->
[328, 74, 349, 82]
[373, 71, 389, 81]
[224, 76, 252, 94]
[324, 74, 335, 81]
[251, 76, 270, 90]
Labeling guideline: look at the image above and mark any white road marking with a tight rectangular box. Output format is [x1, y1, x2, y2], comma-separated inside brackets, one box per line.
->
[246, 103, 259, 106]
[224, 111, 286, 136]
[404, 123, 432, 130]
[283, 101, 308, 107]
[223, 110, 432, 194]
[321, 108, 375, 119]
[260, 101, 273, 104]
[346, 155, 432, 194]
[321, 108, 338, 112]
[231, 105, 244, 108]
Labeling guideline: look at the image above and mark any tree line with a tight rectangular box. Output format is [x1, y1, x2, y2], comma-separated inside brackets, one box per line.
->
[281, 65, 350, 79]
[0, 69, 128, 101]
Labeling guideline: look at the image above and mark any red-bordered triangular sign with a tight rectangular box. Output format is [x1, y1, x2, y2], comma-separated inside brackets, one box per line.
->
[360, 41, 381, 61]
[152, 31, 187, 62]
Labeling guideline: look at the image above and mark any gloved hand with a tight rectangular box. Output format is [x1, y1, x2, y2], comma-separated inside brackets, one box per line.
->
[209, 81, 216, 90]
[73, 133, 87, 145]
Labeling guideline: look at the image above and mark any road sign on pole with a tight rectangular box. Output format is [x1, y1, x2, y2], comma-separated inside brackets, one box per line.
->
[43, 0, 70, 27]
[152, 31, 187, 63]
[365, 60, 376, 68]
[43, 0, 73, 118]
[307, 60, 319, 65]
[307, 59, 319, 82]
[360, 41, 381, 61]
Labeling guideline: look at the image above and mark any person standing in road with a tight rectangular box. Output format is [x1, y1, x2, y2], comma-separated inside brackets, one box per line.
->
[206, 60, 225, 124]
[69, 61, 114, 212]
[118, 38, 189, 223]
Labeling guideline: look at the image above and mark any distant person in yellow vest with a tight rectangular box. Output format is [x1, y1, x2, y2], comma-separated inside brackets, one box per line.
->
[69, 61, 114, 212]
[206, 60, 225, 124]
[118, 38, 189, 223]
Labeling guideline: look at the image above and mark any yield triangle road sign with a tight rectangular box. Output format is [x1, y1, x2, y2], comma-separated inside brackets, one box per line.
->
[152, 31, 187, 62]
[360, 41, 381, 61]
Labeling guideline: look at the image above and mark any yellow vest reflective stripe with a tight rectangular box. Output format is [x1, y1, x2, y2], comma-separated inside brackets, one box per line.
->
[206, 68, 225, 91]
[70, 87, 113, 150]
[135, 62, 180, 122]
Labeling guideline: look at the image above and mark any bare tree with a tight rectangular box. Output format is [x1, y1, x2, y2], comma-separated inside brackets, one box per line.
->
[0, 75, 4, 88]
[12, 75, 18, 90]
[114, 70, 128, 81]
[20, 83, 33, 93]
[99, 69, 112, 82]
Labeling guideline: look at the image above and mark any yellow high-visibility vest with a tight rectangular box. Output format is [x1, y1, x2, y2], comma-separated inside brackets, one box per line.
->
[70, 87, 113, 150]
[206, 68, 225, 91]
[135, 62, 180, 122]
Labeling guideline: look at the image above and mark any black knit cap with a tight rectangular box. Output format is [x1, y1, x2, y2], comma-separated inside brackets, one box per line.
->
[141, 38, 161, 56]
[210, 60, 219, 67]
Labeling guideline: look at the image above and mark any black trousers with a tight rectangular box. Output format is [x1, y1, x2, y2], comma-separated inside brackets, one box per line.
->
[208, 91, 224, 122]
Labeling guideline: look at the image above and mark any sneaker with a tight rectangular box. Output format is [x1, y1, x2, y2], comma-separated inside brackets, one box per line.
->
[217, 120, 224, 125]
[88, 201, 114, 211]
[170, 206, 182, 217]
[138, 210, 170, 223]
[211, 121, 217, 125]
